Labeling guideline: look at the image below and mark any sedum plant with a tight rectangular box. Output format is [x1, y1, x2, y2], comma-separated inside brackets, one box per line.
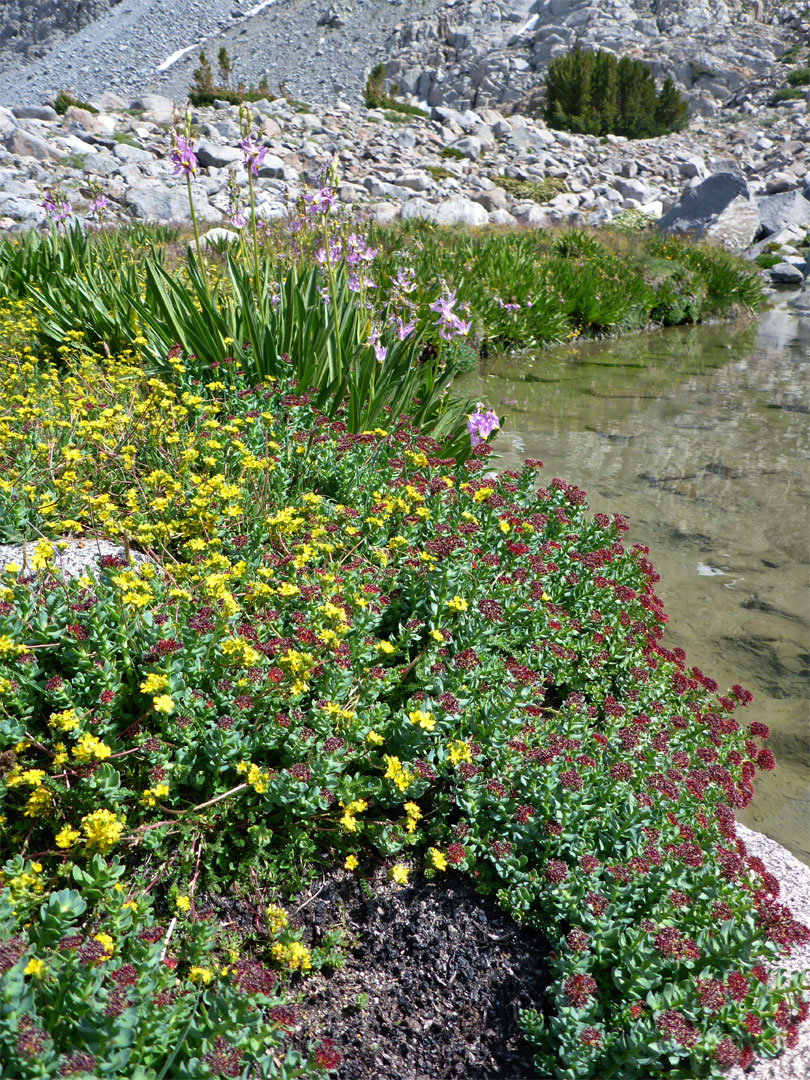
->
[0, 339, 807, 1078]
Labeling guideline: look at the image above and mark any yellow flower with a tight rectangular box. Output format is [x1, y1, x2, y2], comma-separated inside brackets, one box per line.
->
[498, 519, 510, 534]
[189, 965, 213, 985]
[447, 740, 473, 765]
[93, 933, 114, 958]
[24, 787, 52, 818]
[365, 730, 384, 746]
[408, 709, 435, 732]
[152, 694, 174, 715]
[55, 825, 81, 849]
[429, 629, 444, 642]
[49, 708, 79, 731]
[375, 640, 395, 655]
[265, 904, 288, 935]
[24, 957, 46, 978]
[140, 673, 169, 694]
[72, 733, 112, 763]
[81, 808, 124, 854]
[271, 941, 311, 971]
[429, 848, 448, 872]
[390, 865, 409, 886]
[445, 595, 468, 613]
[175, 895, 191, 913]
[472, 487, 493, 503]
[344, 854, 359, 871]
[403, 801, 422, 834]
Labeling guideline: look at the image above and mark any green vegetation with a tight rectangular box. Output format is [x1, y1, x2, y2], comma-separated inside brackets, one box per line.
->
[440, 146, 464, 160]
[491, 175, 568, 203]
[754, 252, 783, 270]
[769, 86, 806, 105]
[787, 66, 810, 86]
[364, 63, 429, 118]
[544, 48, 689, 139]
[0, 166, 792, 1078]
[188, 49, 271, 108]
[604, 208, 658, 233]
[52, 90, 98, 116]
[425, 164, 454, 181]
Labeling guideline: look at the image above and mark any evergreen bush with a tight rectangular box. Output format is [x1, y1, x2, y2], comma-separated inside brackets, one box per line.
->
[544, 49, 689, 139]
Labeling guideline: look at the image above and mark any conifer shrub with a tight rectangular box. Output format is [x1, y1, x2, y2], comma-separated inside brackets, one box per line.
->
[544, 49, 689, 139]
[188, 50, 271, 107]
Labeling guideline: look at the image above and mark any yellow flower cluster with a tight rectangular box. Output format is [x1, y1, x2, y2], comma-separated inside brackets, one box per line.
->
[236, 761, 269, 794]
[408, 709, 435, 732]
[403, 801, 422, 834]
[339, 798, 368, 833]
[271, 941, 312, 972]
[383, 755, 414, 793]
[81, 808, 125, 854]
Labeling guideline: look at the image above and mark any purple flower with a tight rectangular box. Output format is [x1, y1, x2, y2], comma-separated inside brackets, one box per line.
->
[89, 194, 107, 217]
[393, 267, 417, 293]
[395, 316, 415, 341]
[41, 187, 72, 223]
[304, 187, 335, 214]
[429, 287, 457, 320]
[466, 404, 500, 447]
[241, 136, 268, 177]
[171, 134, 197, 177]
[368, 325, 386, 363]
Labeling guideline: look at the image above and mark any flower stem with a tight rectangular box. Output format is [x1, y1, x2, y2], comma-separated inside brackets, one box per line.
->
[248, 170, 261, 298]
[186, 173, 209, 292]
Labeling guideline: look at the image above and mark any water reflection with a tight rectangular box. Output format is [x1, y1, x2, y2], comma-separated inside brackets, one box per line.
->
[458, 301, 810, 864]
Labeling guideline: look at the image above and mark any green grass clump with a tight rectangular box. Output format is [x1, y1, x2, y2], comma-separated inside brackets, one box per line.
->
[53, 90, 98, 115]
[787, 66, 810, 86]
[492, 175, 568, 203]
[769, 86, 806, 105]
[755, 252, 783, 269]
[425, 164, 454, 181]
[440, 146, 465, 160]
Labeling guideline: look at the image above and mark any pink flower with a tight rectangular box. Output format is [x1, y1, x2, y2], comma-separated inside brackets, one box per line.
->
[241, 136, 267, 176]
[171, 135, 197, 177]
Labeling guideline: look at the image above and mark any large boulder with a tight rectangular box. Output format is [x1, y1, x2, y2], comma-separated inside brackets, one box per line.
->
[124, 180, 220, 224]
[432, 197, 489, 227]
[195, 140, 243, 169]
[755, 190, 810, 240]
[4, 127, 65, 162]
[657, 172, 760, 254]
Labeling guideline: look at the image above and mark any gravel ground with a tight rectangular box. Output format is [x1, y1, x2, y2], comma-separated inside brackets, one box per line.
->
[0, 0, 441, 109]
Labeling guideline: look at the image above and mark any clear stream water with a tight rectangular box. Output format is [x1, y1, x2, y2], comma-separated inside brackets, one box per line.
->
[457, 298, 810, 865]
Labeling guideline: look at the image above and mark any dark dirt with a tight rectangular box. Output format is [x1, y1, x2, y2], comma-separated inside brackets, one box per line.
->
[210, 868, 551, 1080]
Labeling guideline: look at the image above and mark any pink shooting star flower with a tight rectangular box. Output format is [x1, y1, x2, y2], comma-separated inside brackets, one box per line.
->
[171, 134, 197, 177]
[466, 404, 500, 447]
[241, 136, 268, 177]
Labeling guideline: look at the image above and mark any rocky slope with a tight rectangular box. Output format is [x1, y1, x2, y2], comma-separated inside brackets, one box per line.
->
[0, 0, 123, 62]
[383, 0, 810, 116]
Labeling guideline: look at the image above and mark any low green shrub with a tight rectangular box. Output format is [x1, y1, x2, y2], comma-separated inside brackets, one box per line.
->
[188, 50, 271, 108]
[440, 146, 464, 160]
[544, 48, 689, 139]
[787, 66, 810, 86]
[754, 253, 783, 270]
[768, 87, 806, 105]
[0, 356, 807, 1078]
[491, 175, 568, 203]
[53, 90, 98, 116]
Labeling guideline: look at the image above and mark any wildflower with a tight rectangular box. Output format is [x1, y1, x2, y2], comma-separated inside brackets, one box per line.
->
[445, 595, 468, 613]
[313, 1039, 342, 1069]
[409, 708, 435, 732]
[404, 801, 422, 833]
[175, 895, 191, 913]
[72, 733, 112, 763]
[563, 973, 597, 1008]
[344, 854, 359, 870]
[429, 848, 447, 871]
[240, 135, 268, 176]
[466, 404, 500, 447]
[93, 933, 114, 958]
[55, 825, 81, 849]
[81, 808, 125, 854]
[24, 957, 46, 978]
[265, 905, 288, 934]
[170, 134, 197, 177]
[656, 1009, 699, 1048]
[188, 965, 214, 985]
[365, 730, 384, 746]
[152, 694, 174, 715]
[271, 941, 311, 971]
[579, 1027, 602, 1047]
[390, 864, 409, 885]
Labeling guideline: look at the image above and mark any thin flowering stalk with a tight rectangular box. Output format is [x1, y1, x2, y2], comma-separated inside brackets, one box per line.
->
[171, 110, 209, 291]
[239, 106, 264, 297]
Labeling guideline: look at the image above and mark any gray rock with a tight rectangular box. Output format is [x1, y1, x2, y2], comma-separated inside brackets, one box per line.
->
[5, 127, 65, 162]
[789, 287, 810, 311]
[112, 141, 154, 164]
[195, 140, 243, 169]
[0, 193, 46, 225]
[400, 197, 439, 222]
[448, 135, 482, 160]
[62, 105, 116, 136]
[396, 171, 433, 192]
[513, 202, 552, 227]
[432, 196, 489, 226]
[130, 95, 175, 124]
[256, 153, 289, 180]
[0, 538, 149, 579]
[488, 208, 518, 226]
[769, 262, 805, 285]
[658, 171, 760, 253]
[756, 190, 810, 240]
[11, 105, 58, 122]
[124, 180, 220, 223]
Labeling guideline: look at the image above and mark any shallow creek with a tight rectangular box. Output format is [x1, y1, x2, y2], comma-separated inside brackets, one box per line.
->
[457, 298, 810, 864]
